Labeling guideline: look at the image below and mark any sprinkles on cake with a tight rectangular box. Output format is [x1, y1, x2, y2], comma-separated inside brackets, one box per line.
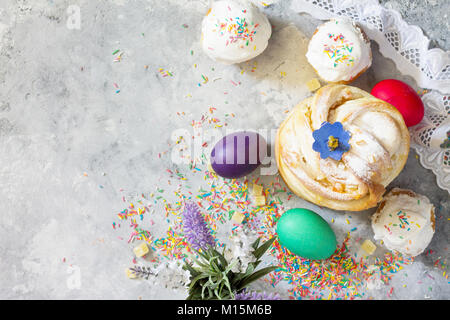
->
[323, 33, 355, 67]
[214, 15, 259, 46]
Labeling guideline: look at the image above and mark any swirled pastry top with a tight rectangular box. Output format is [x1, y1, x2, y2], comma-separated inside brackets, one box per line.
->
[201, 0, 272, 64]
[306, 19, 372, 83]
[276, 84, 410, 211]
[371, 188, 435, 256]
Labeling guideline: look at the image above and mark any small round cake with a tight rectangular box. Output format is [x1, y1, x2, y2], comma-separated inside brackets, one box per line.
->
[201, 0, 272, 64]
[306, 19, 372, 83]
[371, 188, 435, 257]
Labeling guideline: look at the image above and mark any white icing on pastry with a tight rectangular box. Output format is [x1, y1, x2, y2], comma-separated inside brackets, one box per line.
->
[306, 19, 372, 82]
[201, 0, 272, 64]
[371, 188, 435, 257]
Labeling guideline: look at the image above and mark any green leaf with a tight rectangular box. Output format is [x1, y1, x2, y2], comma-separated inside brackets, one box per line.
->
[183, 263, 200, 277]
[207, 275, 220, 290]
[188, 287, 203, 300]
[253, 236, 277, 260]
[210, 248, 228, 269]
[229, 273, 244, 287]
[236, 266, 278, 290]
[209, 258, 219, 272]
[248, 259, 262, 270]
[202, 282, 214, 300]
[191, 255, 210, 269]
[197, 249, 210, 261]
[251, 237, 261, 250]
[230, 267, 253, 287]
[239, 264, 255, 280]
[221, 274, 234, 300]
[216, 281, 224, 298]
[189, 274, 209, 291]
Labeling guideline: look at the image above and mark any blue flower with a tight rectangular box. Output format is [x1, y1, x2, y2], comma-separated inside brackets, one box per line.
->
[182, 202, 216, 251]
[312, 121, 351, 161]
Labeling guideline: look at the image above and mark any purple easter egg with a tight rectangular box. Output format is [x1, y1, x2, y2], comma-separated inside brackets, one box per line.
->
[210, 131, 267, 179]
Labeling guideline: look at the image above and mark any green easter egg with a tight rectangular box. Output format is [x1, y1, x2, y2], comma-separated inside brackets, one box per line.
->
[276, 208, 337, 260]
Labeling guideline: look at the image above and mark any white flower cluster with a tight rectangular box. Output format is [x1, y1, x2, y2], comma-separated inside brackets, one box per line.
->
[146, 260, 191, 291]
[224, 230, 258, 273]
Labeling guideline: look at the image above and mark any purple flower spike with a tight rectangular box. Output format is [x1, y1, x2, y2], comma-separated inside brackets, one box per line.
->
[235, 290, 281, 300]
[182, 202, 215, 251]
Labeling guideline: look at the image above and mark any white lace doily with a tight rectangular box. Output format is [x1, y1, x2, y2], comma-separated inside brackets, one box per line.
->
[410, 91, 450, 192]
[290, 0, 450, 193]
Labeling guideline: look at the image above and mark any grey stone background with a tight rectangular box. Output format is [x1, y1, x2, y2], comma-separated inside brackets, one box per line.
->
[0, 0, 448, 300]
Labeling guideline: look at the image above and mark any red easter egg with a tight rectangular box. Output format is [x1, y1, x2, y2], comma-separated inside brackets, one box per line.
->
[371, 79, 424, 127]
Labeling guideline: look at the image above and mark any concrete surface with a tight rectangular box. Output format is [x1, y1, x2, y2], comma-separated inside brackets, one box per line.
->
[0, 0, 448, 300]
